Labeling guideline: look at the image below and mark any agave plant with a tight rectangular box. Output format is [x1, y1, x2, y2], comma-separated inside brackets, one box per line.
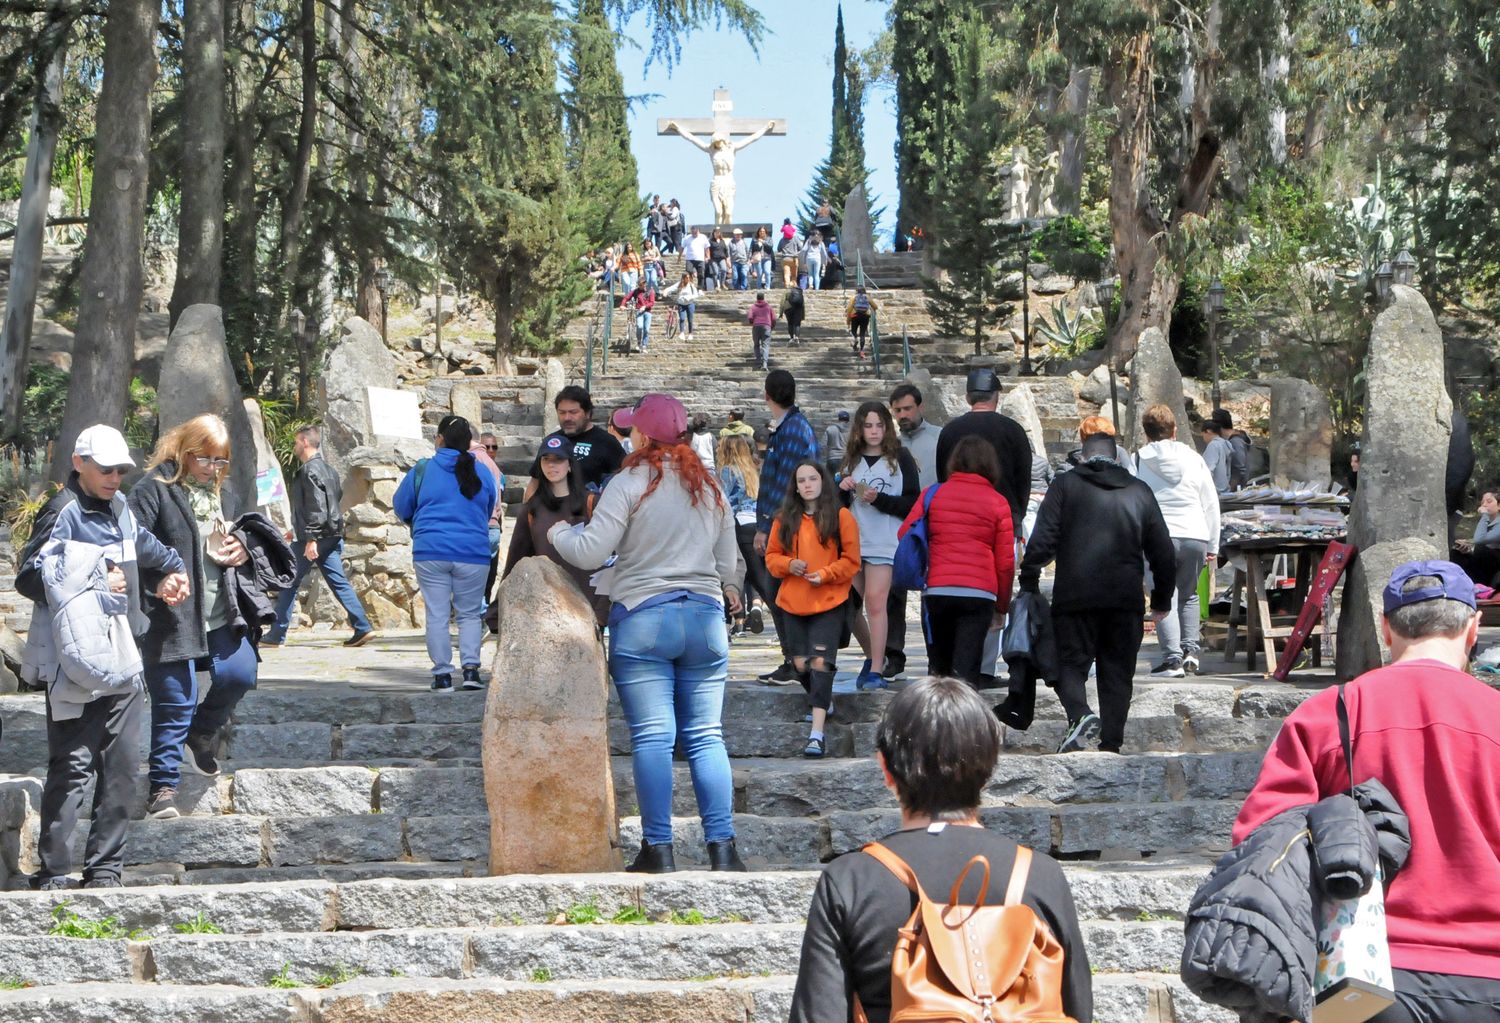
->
[1034, 302, 1098, 352]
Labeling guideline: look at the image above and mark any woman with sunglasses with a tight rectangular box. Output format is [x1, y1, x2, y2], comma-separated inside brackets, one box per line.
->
[128, 414, 256, 820]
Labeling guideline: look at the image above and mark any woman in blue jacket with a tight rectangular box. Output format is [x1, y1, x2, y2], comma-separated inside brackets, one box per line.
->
[394, 416, 497, 692]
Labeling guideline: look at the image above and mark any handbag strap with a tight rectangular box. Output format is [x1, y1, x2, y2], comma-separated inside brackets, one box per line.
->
[861, 842, 930, 901]
[1336, 683, 1355, 797]
[1004, 846, 1032, 906]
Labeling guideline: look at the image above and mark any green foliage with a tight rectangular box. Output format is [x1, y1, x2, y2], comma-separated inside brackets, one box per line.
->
[920, 13, 1013, 354]
[125, 378, 157, 452]
[258, 399, 317, 481]
[529, 966, 554, 983]
[19, 365, 69, 454]
[312, 964, 364, 988]
[1463, 388, 1500, 500]
[48, 903, 147, 941]
[561, 900, 604, 925]
[566, 0, 644, 249]
[892, 0, 963, 238]
[1034, 303, 1100, 355]
[609, 905, 651, 925]
[801, 5, 879, 233]
[1030, 215, 1110, 282]
[172, 912, 223, 935]
[268, 963, 302, 989]
[6, 482, 60, 545]
[0, 977, 31, 989]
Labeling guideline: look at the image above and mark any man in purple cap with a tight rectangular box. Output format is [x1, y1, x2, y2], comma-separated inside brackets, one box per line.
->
[1234, 559, 1500, 1021]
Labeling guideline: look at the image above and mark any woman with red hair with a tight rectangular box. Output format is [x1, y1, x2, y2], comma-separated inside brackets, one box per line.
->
[551, 394, 744, 874]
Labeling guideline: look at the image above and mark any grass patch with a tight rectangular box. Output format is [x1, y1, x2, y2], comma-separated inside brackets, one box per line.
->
[551, 901, 750, 927]
[268, 963, 302, 989]
[1134, 909, 1168, 923]
[0, 977, 31, 989]
[529, 967, 554, 983]
[312, 964, 364, 988]
[683, 969, 772, 982]
[173, 912, 223, 935]
[609, 905, 651, 925]
[48, 903, 146, 940]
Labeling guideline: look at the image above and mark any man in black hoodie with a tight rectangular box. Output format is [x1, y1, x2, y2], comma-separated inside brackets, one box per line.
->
[1019, 433, 1176, 753]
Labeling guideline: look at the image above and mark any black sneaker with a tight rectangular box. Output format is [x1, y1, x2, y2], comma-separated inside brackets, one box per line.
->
[746, 607, 765, 634]
[431, 674, 454, 693]
[344, 629, 377, 648]
[82, 876, 123, 889]
[1149, 657, 1186, 679]
[881, 657, 905, 682]
[1057, 713, 1102, 754]
[803, 735, 825, 759]
[460, 667, 484, 691]
[758, 661, 800, 686]
[36, 876, 73, 891]
[183, 731, 220, 777]
[146, 787, 180, 819]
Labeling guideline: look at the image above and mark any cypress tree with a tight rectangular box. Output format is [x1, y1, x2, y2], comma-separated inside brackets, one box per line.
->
[800, 4, 875, 232]
[892, 0, 960, 244]
[565, 0, 643, 249]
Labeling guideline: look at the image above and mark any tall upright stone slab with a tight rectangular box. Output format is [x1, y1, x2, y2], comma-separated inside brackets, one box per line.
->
[1337, 285, 1453, 679]
[1126, 326, 1190, 451]
[1268, 378, 1333, 485]
[317, 316, 425, 478]
[449, 381, 482, 429]
[156, 304, 257, 516]
[485, 558, 619, 873]
[842, 183, 875, 263]
[1000, 383, 1047, 463]
[542, 359, 566, 433]
[242, 399, 293, 531]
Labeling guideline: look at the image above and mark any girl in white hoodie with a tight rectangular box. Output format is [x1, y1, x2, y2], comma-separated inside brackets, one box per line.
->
[1135, 404, 1220, 676]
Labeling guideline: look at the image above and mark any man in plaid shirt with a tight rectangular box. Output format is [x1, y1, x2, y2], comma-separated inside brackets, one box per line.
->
[753, 369, 820, 684]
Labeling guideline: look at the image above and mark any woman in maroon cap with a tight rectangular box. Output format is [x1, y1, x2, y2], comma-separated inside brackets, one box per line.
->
[551, 394, 744, 874]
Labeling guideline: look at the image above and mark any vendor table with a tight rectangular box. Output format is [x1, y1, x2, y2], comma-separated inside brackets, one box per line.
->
[1222, 535, 1346, 674]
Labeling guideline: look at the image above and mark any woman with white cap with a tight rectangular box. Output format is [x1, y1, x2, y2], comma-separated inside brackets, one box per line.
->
[551, 393, 745, 873]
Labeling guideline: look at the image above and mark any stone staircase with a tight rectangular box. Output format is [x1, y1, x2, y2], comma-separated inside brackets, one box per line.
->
[0, 628, 1309, 1021]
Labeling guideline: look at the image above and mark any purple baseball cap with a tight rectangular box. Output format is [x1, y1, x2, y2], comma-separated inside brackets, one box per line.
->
[1383, 560, 1477, 615]
[616, 393, 688, 445]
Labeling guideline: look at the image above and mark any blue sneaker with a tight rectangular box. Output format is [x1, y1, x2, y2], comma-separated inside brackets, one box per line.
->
[855, 668, 888, 691]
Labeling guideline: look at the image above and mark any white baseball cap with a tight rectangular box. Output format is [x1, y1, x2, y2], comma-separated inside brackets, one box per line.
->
[73, 424, 135, 468]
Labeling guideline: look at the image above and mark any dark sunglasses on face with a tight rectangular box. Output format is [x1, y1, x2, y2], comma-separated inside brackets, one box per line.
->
[484, 444, 499, 452]
[89, 462, 130, 476]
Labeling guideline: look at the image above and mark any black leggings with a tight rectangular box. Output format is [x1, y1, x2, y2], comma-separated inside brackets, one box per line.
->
[736, 523, 790, 658]
[922, 594, 995, 687]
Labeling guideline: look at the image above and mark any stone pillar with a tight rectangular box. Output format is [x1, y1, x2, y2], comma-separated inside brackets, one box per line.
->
[1125, 326, 1190, 452]
[485, 558, 619, 873]
[335, 464, 422, 630]
[542, 358, 566, 434]
[1336, 285, 1453, 679]
[450, 381, 483, 430]
[1268, 378, 1333, 486]
[317, 316, 402, 480]
[999, 383, 1047, 462]
[156, 304, 258, 516]
[242, 399, 293, 532]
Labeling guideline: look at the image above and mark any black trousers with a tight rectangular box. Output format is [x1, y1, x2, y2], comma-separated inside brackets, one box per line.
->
[739, 524, 790, 661]
[38, 688, 144, 883]
[1052, 609, 1144, 752]
[922, 594, 995, 687]
[886, 588, 909, 672]
[1371, 969, 1500, 1022]
[1452, 546, 1500, 589]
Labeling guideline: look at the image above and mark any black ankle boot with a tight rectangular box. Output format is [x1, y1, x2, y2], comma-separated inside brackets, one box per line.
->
[707, 839, 748, 872]
[626, 840, 676, 874]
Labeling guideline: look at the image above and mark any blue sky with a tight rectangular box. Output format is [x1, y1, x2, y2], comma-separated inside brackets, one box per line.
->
[617, 0, 896, 243]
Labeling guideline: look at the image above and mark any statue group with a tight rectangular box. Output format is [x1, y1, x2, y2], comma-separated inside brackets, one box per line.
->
[1002, 147, 1061, 222]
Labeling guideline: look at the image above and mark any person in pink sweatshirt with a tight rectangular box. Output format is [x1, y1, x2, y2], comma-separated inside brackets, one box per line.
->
[747, 291, 778, 372]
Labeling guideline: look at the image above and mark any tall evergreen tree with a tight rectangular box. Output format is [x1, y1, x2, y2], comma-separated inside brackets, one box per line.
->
[566, 0, 643, 249]
[921, 13, 1011, 355]
[892, 0, 961, 244]
[801, 4, 875, 231]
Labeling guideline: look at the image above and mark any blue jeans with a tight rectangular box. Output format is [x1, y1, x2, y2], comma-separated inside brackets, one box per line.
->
[635, 309, 651, 349]
[415, 560, 488, 676]
[620, 269, 638, 293]
[644, 263, 658, 289]
[732, 263, 748, 290]
[755, 258, 773, 288]
[677, 303, 695, 335]
[609, 598, 734, 845]
[806, 258, 824, 291]
[267, 537, 373, 641]
[144, 625, 257, 788]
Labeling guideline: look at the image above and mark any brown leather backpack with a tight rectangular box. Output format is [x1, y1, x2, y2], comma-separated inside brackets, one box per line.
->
[856, 843, 1077, 1023]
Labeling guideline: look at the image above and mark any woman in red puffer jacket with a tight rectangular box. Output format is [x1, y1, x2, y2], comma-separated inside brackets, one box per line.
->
[899, 436, 1015, 687]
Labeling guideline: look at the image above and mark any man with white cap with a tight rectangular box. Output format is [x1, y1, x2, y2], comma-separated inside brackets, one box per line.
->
[16, 424, 191, 890]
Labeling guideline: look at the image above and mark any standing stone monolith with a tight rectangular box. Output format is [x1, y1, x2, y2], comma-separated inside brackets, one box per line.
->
[1000, 383, 1047, 463]
[485, 558, 619, 873]
[1337, 285, 1453, 679]
[316, 316, 426, 478]
[156, 304, 257, 516]
[1268, 378, 1333, 486]
[242, 398, 293, 532]
[542, 359, 566, 433]
[842, 183, 875, 262]
[1126, 326, 1190, 451]
[449, 381, 482, 429]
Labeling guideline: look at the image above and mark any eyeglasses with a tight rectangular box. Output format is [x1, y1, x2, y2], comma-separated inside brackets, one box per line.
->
[484, 444, 499, 452]
[193, 454, 230, 470]
[89, 463, 130, 476]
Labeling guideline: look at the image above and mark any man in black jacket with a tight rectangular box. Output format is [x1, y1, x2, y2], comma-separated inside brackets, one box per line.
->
[1019, 433, 1175, 754]
[265, 426, 375, 646]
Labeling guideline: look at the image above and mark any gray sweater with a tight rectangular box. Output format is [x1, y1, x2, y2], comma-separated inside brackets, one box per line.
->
[1475, 514, 1500, 548]
[551, 459, 738, 610]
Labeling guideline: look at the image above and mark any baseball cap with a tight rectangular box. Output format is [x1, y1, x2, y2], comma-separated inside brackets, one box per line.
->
[616, 393, 688, 445]
[1382, 560, 1477, 615]
[74, 425, 135, 468]
[966, 368, 1001, 394]
[538, 432, 573, 460]
[732, 227, 743, 235]
[837, 410, 850, 422]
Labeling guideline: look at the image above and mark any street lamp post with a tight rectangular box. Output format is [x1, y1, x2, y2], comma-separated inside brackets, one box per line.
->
[1206, 278, 1226, 412]
[374, 268, 393, 344]
[1392, 248, 1416, 287]
[1373, 260, 1394, 306]
[1018, 222, 1035, 376]
[1095, 275, 1120, 430]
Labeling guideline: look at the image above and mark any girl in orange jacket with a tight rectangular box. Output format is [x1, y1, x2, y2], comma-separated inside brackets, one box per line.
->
[766, 460, 861, 757]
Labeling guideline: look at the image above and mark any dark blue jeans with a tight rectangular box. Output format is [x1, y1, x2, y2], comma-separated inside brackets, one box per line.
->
[144, 625, 257, 788]
[266, 537, 373, 641]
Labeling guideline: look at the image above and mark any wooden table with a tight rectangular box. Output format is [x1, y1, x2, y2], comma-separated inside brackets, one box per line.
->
[1222, 535, 1346, 674]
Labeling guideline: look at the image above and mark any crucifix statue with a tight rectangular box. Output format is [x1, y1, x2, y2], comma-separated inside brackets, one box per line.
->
[659, 89, 786, 225]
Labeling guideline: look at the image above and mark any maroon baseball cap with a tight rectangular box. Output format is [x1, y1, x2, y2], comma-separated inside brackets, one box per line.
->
[616, 393, 688, 445]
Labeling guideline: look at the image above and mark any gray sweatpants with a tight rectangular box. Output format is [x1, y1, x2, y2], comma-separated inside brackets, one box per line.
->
[38, 688, 144, 883]
[1154, 537, 1210, 660]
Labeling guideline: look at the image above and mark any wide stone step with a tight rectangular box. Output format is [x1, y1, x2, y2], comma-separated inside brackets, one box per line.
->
[0, 861, 1211, 937]
[0, 972, 1236, 1022]
[0, 918, 1191, 988]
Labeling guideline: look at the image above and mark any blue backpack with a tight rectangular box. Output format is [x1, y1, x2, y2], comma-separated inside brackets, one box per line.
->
[892, 484, 940, 591]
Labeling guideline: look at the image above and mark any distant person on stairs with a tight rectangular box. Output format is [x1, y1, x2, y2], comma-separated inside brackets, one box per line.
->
[684, 225, 710, 289]
[750, 226, 775, 290]
[846, 285, 877, 358]
[779, 285, 805, 344]
[689, 414, 717, 470]
[754, 370, 822, 686]
[660, 271, 699, 341]
[748, 291, 778, 371]
[823, 411, 849, 476]
[265, 425, 377, 649]
[395, 416, 498, 693]
[719, 408, 756, 442]
[778, 229, 804, 289]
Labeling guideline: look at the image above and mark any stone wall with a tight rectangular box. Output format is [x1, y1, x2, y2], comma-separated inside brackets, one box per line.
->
[338, 464, 424, 630]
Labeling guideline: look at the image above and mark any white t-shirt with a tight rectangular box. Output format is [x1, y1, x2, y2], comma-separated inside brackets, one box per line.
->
[686, 234, 710, 261]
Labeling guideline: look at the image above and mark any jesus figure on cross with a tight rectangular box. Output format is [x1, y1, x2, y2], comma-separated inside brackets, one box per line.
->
[659, 90, 786, 225]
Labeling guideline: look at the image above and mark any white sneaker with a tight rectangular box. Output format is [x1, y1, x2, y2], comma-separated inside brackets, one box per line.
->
[1149, 657, 1186, 678]
[1184, 654, 1201, 675]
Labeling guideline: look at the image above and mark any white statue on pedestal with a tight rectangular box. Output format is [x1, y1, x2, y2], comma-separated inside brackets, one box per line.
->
[1034, 151, 1061, 218]
[1005, 147, 1031, 222]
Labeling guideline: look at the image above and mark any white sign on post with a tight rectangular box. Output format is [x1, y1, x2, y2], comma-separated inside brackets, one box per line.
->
[366, 386, 424, 440]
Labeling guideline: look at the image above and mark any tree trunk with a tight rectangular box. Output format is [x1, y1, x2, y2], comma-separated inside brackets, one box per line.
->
[51, 0, 157, 479]
[277, 0, 317, 297]
[223, 0, 260, 386]
[1263, 13, 1290, 166]
[1054, 65, 1090, 215]
[493, 268, 516, 375]
[0, 35, 65, 441]
[167, 0, 226, 327]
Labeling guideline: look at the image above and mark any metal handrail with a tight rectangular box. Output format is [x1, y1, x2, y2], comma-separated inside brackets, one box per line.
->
[902, 325, 911, 376]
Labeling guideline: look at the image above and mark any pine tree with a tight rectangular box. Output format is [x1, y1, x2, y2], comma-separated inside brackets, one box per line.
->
[800, 4, 875, 232]
[921, 13, 1011, 356]
[565, 0, 643, 249]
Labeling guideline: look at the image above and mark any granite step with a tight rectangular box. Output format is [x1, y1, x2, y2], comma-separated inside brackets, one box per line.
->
[0, 972, 1235, 1023]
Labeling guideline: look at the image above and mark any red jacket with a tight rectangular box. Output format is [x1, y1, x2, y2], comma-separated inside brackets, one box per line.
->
[898, 473, 1014, 612]
[1233, 659, 1500, 980]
